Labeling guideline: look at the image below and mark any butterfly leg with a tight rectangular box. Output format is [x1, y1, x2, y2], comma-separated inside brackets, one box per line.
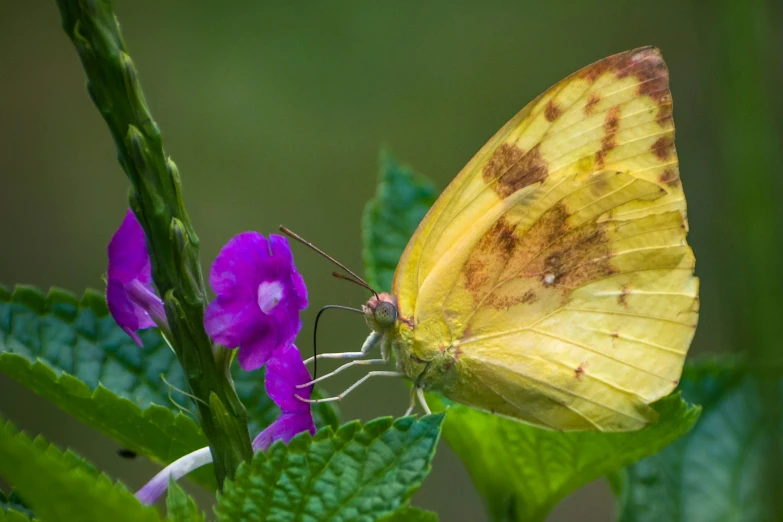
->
[404, 386, 416, 416]
[295, 359, 386, 388]
[295, 371, 404, 404]
[304, 330, 383, 365]
[416, 387, 432, 415]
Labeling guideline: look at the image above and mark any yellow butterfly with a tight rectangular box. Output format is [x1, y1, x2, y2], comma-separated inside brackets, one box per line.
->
[291, 47, 698, 432]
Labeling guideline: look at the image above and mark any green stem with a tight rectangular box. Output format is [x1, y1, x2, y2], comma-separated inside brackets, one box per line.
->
[54, 0, 252, 485]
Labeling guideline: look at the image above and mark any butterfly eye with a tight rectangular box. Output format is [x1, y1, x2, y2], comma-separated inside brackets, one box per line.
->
[374, 301, 397, 328]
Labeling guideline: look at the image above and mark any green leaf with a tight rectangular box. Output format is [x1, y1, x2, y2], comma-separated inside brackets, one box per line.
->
[217, 415, 444, 522]
[166, 480, 206, 522]
[0, 419, 162, 522]
[362, 151, 437, 291]
[0, 509, 34, 522]
[0, 285, 339, 489]
[432, 394, 699, 522]
[617, 359, 783, 522]
[0, 285, 212, 485]
[0, 285, 192, 410]
[377, 507, 439, 522]
[0, 490, 34, 520]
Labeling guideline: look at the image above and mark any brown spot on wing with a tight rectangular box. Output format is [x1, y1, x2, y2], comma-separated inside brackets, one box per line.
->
[574, 362, 587, 380]
[545, 99, 561, 122]
[596, 106, 620, 167]
[652, 136, 674, 160]
[618, 284, 630, 308]
[580, 47, 670, 105]
[585, 94, 601, 114]
[483, 143, 549, 198]
[659, 167, 680, 186]
[486, 289, 538, 309]
[631, 53, 670, 105]
[519, 203, 615, 289]
[656, 103, 673, 127]
[464, 217, 519, 295]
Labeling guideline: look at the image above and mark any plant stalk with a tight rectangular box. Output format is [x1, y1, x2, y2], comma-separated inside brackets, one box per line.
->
[54, 0, 252, 485]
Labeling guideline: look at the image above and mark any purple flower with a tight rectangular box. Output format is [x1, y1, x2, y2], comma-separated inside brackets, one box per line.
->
[204, 232, 307, 371]
[135, 344, 315, 505]
[107, 210, 166, 346]
[252, 344, 316, 451]
[135, 446, 212, 505]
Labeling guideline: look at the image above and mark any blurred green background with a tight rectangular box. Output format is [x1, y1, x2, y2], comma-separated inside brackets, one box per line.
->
[1, 2, 780, 521]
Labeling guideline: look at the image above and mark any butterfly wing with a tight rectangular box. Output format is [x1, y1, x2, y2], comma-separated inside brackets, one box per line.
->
[391, 47, 698, 431]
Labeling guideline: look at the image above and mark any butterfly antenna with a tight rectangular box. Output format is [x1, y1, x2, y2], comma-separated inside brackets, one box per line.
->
[331, 272, 379, 299]
[279, 225, 379, 297]
[312, 305, 365, 383]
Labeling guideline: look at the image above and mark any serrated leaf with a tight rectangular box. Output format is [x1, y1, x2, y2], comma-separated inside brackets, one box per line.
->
[0, 285, 192, 410]
[217, 415, 444, 522]
[433, 394, 698, 521]
[377, 507, 438, 522]
[0, 490, 34, 520]
[0, 419, 161, 522]
[362, 151, 437, 292]
[166, 480, 206, 522]
[0, 509, 34, 522]
[617, 359, 783, 522]
[0, 285, 339, 489]
[0, 285, 212, 485]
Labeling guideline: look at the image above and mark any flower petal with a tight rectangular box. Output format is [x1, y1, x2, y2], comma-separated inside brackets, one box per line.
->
[236, 328, 279, 371]
[106, 280, 154, 347]
[269, 234, 308, 309]
[204, 295, 263, 348]
[251, 412, 315, 452]
[135, 447, 212, 505]
[108, 210, 152, 285]
[266, 344, 312, 412]
[209, 232, 269, 296]
[206, 231, 308, 367]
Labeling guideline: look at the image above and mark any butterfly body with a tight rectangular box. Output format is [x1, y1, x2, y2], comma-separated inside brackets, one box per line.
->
[363, 47, 699, 432]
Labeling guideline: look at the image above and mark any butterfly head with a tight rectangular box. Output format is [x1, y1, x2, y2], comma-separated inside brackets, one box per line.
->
[363, 292, 398, 332]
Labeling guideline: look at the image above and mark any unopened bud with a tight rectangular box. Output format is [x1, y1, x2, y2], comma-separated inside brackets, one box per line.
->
[170, 217, 187, 253]
[167, 158, 181, 184]
[125, 125, 146, 169]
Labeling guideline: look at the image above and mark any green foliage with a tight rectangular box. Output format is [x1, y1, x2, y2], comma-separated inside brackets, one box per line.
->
[0, 285, 339, 489]
[617, 359, 783, 521]
[217, 415, 444, 522]
[0, 510, 34, 522]
[0, 419, 161, 522]
[0, 490, 33, 520]
[0, 285, 214, 486]
[362, 151, 437, 292]
[166, 481, 206, 522]
[432, 394, 698, 522]
[377, 507, 439, 522]
[0, 285, 189, 410]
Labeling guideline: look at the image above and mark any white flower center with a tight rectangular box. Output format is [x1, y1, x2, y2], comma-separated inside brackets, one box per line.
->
[257, 281, 284, 314]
